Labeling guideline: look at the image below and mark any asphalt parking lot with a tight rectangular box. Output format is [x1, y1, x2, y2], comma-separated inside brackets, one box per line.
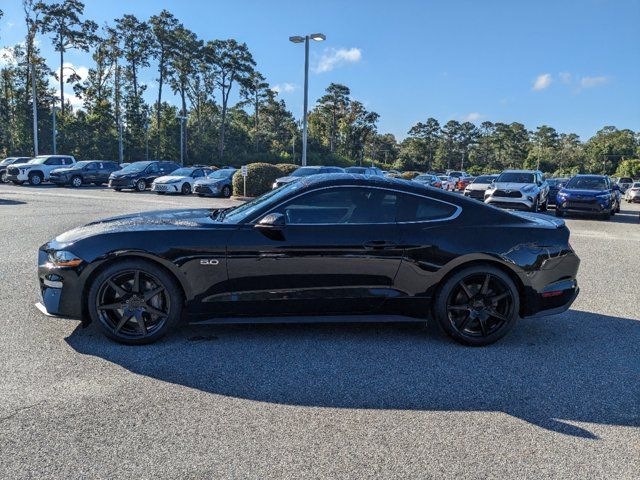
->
[0, 183, 638, 479]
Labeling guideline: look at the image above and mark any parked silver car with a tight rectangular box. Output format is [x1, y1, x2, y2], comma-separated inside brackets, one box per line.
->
[484, 170, 549, 212]
[463, 174, 498, 200]
[624, 182, 640, 203]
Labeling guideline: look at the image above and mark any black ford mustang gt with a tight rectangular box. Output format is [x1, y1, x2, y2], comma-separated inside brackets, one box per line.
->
[38, 174, 580, 346]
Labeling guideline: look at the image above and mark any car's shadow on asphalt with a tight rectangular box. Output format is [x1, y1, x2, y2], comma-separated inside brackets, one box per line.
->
[65, 309, 639, 439]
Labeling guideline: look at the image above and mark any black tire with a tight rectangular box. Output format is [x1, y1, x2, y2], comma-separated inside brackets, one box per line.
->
[156, 191, 166, 195]
[87, 259, 183, 345]
[114, 188, 122, 192]
[555, 209, 564, 217]
[0, 171, 7, 183]
[12, 181, 24, 185]
[181, 183, 192, 195]
[71, 175, 83, 188]
[434, 265, 519, 346]
[28, 171, 43, 186]
[136, 179, 147, 192]
[540, 197, 548, 211]
[221, 185, 232, 198]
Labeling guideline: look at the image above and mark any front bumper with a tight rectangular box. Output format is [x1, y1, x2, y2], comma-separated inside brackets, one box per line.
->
[152, 183, 180, 193]
[195, 184, 221, 196]
[556, 198, 609, 214]
[109, 178, 135, 189]
[37, 248, 84, 319]
[464, 189, 485, 200]
[485, 194, 535, 210]
[49, 175, 69, 185]
[6, 172, 29, 182]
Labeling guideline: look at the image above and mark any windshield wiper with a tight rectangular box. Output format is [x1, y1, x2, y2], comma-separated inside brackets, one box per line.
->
[211, 207, 232, 221]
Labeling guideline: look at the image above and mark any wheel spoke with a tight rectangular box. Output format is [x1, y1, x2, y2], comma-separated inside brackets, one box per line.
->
[457, 313, 473, 331]
[448, 304, 469, 312]
[144, 304, 167, 318]
[459, 281, 474, 299]
[107, 280, 128, 297]
[134, 311, 147, 335]
[97, 302, 125, 311]
[132, 271, 141, 293]
[480, 274, 491, 295]
[478, 317, 488, 336]
[114, 314, 132, 333]
[489, 292, 510, 304]
[487, 309, 508, 322]
[143, 286, 164, 302]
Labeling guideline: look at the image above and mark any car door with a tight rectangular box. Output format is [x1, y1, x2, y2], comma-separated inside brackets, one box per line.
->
[145, 163, 161, 185]
[83, 162, 98, 183]
[226, 186, 404, 316]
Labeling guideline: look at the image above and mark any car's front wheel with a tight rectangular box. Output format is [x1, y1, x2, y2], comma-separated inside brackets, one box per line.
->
[434, 265, 519, 346]
[136, 179, 146, 192]
[221, 185, 232, 198]
[181, 183, 191, 195]
[0, 171, 7, 183]
[28, 172, 43, 186]
[87, 260, 183, 345]
[71, 176, 82, 188]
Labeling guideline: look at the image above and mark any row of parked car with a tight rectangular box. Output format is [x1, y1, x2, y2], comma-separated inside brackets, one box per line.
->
[0, 156, 237, 198]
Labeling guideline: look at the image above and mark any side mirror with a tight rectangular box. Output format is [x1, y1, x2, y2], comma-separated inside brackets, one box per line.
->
[256, 212, 285, 229]
[612, 184, 620, 191]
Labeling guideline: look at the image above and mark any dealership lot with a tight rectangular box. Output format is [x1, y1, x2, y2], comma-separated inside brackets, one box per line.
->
[0, 183, 638, 479]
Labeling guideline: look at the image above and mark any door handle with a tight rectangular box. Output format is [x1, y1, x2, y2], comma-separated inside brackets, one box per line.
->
[363, 240, 397, 250]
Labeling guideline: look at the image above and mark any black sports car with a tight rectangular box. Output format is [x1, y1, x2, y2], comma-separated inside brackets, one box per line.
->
[38, 175, 580, 346]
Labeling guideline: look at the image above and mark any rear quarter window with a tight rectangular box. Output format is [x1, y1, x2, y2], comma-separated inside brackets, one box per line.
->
[397, 193, 459, 222]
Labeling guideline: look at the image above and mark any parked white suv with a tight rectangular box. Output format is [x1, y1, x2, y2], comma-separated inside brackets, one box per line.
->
[6, 155, 76, 185]
[484, 170, 549, 212]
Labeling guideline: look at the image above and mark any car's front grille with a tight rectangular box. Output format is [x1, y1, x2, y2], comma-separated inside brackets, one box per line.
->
[152, 184, 173, 192]
[195, 185, 213, 194]
[467, 189, 485, 199]
[109, 178, 132, 187]
[493, 189, 522, 198]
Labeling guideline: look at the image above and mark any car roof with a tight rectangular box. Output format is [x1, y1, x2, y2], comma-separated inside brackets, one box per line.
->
[573, 174, 607, 178]
[500, 169, 539, 174]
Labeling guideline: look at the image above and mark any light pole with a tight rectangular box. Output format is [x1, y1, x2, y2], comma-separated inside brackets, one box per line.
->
[31, 64, 39, 156]
[289, 33, 325, 166]
[51, 106, 60, 154]
[176, 115, 187, 166]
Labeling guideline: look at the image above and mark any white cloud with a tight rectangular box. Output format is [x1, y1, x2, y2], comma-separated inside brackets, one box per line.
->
[314, 47, 362, 73]
[559, 72, 572, 84]
[461, 112, 483, 122]
[271, 82, 297, 94]
[532, 73, 552, 91]
[0, 46, 16, 67]
[53, 89, 84, 108]
[580, 75, 609, 88]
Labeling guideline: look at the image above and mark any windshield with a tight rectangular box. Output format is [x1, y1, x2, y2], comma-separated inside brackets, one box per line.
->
[0, 158, 15, 166]
[496, 172, 534, 183]
[414, 175, 433, 181]
[290, 167, 321, 177]
[619, 178, 633, 183]
[221, 181, 304, 224]
[565, 176, 608, 190]
[120, 161, 152, 173]
[207, 169, 235, 179]
[473, 176, 495, 183]
[169, 168, 194, 176]
[632, 183, 640, 188]
[74, 161, 93, 168]
[28, 157, 52, 165]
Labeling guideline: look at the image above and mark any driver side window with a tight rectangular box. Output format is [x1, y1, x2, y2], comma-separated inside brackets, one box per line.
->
[147, 163, 160, 174]
[275, 187, 398, 225]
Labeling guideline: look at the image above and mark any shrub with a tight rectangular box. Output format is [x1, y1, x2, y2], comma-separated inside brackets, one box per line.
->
[615, 159, 640, 178]
[232, 163, 282, 197]
[275, 163, 299, 176]
[400, 171, 422, 180]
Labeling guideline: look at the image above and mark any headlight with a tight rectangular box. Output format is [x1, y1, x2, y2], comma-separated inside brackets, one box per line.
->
[48, 250, 83, 267]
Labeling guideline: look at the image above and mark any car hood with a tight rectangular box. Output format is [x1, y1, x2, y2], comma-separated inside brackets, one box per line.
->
[560, 188, 608, 196]
[275, 176, 301, 183]
[154, 175, 187, 183]
[50, 168, 76, 175]
[492, 182, 533, 190]
[467, 183, 492, 190]
[54, 208, 218, 244]
[195, 177, 226, 186]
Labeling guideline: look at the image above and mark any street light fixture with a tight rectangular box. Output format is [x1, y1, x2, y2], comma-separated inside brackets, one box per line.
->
[289, 32, 326, 166]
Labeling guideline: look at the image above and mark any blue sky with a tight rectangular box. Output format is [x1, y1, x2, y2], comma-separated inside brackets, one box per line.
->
[1, 0, 639, 140]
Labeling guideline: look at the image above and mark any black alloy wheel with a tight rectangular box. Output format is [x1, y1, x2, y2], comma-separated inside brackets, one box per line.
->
[0, 171, 7, 183]
[136, 179, 146, 192]
[222, 185, 232, 198]
[434, 265, 519, 346]
[88, 260, 183, 344]
[181, 182, 192, 195]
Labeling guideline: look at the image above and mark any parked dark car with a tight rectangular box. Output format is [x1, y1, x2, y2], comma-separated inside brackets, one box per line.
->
[546, 178, 569, 207]
[108, 161, 180, 192]
[272, 165, 344, 189]
[555, 175, 620, 219]
[50, 161, 121, 187]
[0, 157, 32, 183]
[38, 174, 580, 347]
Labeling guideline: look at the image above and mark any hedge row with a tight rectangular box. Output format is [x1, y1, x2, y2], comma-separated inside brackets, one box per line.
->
[232, 163, 298, 197]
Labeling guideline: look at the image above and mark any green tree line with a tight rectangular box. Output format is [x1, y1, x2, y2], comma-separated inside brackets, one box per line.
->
[1, 1, 639, 177]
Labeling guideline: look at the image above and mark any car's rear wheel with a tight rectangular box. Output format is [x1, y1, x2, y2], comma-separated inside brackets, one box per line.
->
[28, 172, 43, 186]
[221, 185, 232, 198]
[434, 265, 519, 346]
[88, 260, 183, 345]
[181, 183, 191, 195]
[71, 175, 82, 188]
[136, 179, 146, 192]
